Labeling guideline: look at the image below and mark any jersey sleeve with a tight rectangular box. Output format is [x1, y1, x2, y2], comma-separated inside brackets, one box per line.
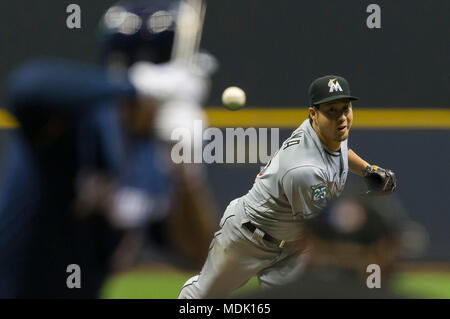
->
[281, 165, 328, 219]
[6, 58, 136, 115]
[6, 58, 137, 145]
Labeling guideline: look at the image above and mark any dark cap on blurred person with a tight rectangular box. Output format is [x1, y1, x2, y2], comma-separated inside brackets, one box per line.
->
[309, 75, 358, 106]
[305, 196, 410, 247]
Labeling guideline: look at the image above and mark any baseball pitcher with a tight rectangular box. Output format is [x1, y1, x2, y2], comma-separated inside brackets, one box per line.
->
[178, 75, 397, 298]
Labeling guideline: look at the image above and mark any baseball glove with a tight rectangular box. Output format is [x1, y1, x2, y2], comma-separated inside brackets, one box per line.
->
[363, 165, 397, 196]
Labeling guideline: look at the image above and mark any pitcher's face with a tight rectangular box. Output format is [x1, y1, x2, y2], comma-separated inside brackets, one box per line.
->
[310, 99, 353, 147]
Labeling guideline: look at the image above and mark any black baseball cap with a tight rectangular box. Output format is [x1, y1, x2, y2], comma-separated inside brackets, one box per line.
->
[309, 75, 358, 106]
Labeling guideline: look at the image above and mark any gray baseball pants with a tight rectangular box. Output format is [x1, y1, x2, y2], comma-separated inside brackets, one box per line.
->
[178, 196, 306, 299]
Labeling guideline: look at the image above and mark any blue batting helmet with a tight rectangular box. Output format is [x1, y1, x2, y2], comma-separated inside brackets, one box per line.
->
[98, 0, 179, 65]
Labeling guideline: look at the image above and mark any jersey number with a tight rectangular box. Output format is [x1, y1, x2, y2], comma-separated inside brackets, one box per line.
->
[282, 132, 302, 150]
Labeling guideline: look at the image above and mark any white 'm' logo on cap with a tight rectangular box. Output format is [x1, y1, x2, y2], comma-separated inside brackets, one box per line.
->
[328, 78, 343, 93]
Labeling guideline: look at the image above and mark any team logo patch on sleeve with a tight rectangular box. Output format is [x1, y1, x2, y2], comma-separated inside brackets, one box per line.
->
[311, 182, 328, 205]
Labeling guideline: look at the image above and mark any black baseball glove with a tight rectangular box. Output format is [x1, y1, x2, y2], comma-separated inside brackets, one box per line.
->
[363, 165, 397, 196]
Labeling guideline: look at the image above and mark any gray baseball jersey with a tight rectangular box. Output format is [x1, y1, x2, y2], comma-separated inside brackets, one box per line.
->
[242, 119, 348, 242]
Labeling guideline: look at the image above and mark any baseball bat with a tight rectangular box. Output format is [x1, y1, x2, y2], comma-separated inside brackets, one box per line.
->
[171, 0, 206, 65]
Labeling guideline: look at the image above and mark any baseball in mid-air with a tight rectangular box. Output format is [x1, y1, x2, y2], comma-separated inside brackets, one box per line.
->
[222, 86, 246, 110]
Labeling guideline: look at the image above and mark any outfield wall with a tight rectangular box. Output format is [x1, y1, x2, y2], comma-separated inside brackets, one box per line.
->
[0, 0, 448, 107]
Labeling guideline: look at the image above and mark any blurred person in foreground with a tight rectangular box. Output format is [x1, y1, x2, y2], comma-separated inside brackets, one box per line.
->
[0, 0, 218, 298]
[239, 193, 412, 299]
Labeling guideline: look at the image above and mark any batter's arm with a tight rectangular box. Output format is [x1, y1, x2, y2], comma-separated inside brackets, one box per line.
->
[348, 149, 370, 176]
[164, 163, 219, 267]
